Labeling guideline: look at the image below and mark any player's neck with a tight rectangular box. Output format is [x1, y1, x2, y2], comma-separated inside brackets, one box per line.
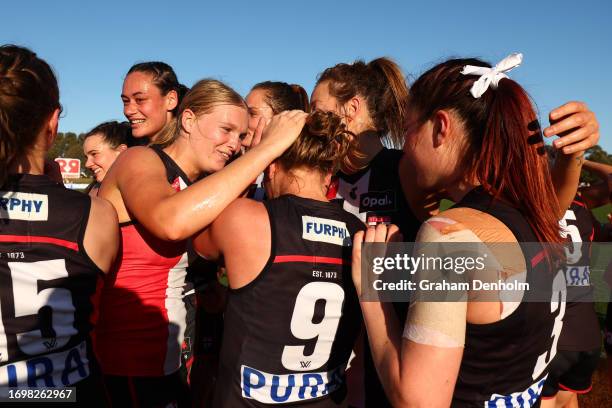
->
[447, 178, 480, 203]
[9, 149, 45, 175]
[341, 130, 383, 174]
[279, 169, 328, 202]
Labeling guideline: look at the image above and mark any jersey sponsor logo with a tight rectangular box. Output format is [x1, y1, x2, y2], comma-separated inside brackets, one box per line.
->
[0, 341, 89, 395]
[302, 216, 350, 246]
[359, 191, 395, 212]
[564, 265, 590, 286]
[240, 364, 344, 404]
[486, 376, 546, 408]
[337, 171, 371, 222]
[0, 192, 48, 221]
[366, 215, 392, 226]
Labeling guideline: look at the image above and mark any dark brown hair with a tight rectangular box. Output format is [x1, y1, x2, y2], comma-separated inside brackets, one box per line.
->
[409, 58, 562, 244]
[278, 110, 354, 175]
[127, 61, 189, 116]
[316, 57, 409, 146]
[0, 44, 61, 186]
[251, 81, 310, 113]
[84, 121, 138, 148]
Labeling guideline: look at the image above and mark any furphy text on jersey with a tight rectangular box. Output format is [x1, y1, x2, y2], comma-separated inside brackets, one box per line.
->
[302, 216, 351, 246]
[0, 192, 48, 221]
[241, 364, 344, 404]
[0, 341, 89, 394]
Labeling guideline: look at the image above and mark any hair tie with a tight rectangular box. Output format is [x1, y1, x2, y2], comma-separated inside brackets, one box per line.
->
[461, 53, 523, 98]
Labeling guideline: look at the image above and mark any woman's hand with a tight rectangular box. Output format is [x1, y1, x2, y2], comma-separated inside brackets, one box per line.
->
[352, 223, 401, 297]
[256, 110, 308, 157]
[545, 101, 599, 157]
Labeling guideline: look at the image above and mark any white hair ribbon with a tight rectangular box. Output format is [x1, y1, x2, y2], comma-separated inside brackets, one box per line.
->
[461, 53, 523, 98]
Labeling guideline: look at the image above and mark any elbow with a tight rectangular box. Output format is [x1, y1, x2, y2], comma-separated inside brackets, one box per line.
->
[162, 227, 187, 242]
[154, 213, 190, 242]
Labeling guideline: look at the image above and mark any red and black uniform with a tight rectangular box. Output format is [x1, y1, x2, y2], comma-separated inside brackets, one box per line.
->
[542, 197, 600, 398]
[452, 187, 563, 407]
[94, 146, 193, 406]
[327, 148, 420, 238]
[213, 195, 364, 407]
[327, 148, 421, 407]
[0, 174, 104, 405]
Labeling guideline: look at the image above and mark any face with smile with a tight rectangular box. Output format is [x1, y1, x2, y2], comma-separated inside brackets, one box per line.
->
[121, 71, 177, 140]
[183, 104, 248, 174]
[83, 134, 127, 182]
[245, 89, 274, 148]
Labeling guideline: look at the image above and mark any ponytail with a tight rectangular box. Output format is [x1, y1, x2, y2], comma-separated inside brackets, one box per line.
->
[409, 58, 562, 244]
[316, 57, 409, 146]
[0, 45, 60, 186]
[368, 58, 410, 146]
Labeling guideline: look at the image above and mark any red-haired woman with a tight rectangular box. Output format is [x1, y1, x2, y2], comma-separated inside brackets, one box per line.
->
[352, 54, 599, 407]
[312, 56, 599, 407]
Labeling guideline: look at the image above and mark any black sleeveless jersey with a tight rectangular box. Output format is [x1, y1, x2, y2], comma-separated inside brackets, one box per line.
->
[0, 174, 102, 394]
[327, 148, 421, 241]
[451, 188, 563, 408]
[327, 148, 421, 407]
[213, 195, 364, 407]
[557, 197, 600, 351]
[151, 145, 192, 191]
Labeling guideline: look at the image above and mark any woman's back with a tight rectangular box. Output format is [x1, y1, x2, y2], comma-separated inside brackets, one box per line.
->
[0, 174, 115, 401]
[214, 194, 364, 407]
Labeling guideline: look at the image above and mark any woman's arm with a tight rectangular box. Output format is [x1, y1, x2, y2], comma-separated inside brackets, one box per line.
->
[545, 101, 600, 214]
[192, 198, 271, 289]
[101, 111, 306, 241]
[83, 196, 120, 274]
[353, 224, 464, 407]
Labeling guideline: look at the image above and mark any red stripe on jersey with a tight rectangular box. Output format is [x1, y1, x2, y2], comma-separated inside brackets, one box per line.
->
[0, 234, 78, 251]
[571, 199, 586, 208]
[558, 382, 593, 394]
[531, 250, 546, 268]
[274, 255, 349, 265]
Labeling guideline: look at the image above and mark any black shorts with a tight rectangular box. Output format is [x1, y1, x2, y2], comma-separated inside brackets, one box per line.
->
[102, 371, 190, 407]
[541, 348, 600, 398]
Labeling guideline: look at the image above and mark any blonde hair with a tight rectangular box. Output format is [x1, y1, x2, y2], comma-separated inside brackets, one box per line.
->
[278, 110, 354, 175]
[152, 79, 246, 148]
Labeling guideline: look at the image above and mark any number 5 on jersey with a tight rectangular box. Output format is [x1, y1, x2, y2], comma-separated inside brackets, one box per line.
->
[0, 259, 76, 360]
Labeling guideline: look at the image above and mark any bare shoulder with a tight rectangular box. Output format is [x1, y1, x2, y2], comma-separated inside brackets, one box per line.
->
[84, 196, 120, 273]
[106, 146, 165, 183]
[420, 207, 516, 243]
[214, 198, 267, 233]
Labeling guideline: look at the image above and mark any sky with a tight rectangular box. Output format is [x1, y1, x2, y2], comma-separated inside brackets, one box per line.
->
[1, 0, 610, 151]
